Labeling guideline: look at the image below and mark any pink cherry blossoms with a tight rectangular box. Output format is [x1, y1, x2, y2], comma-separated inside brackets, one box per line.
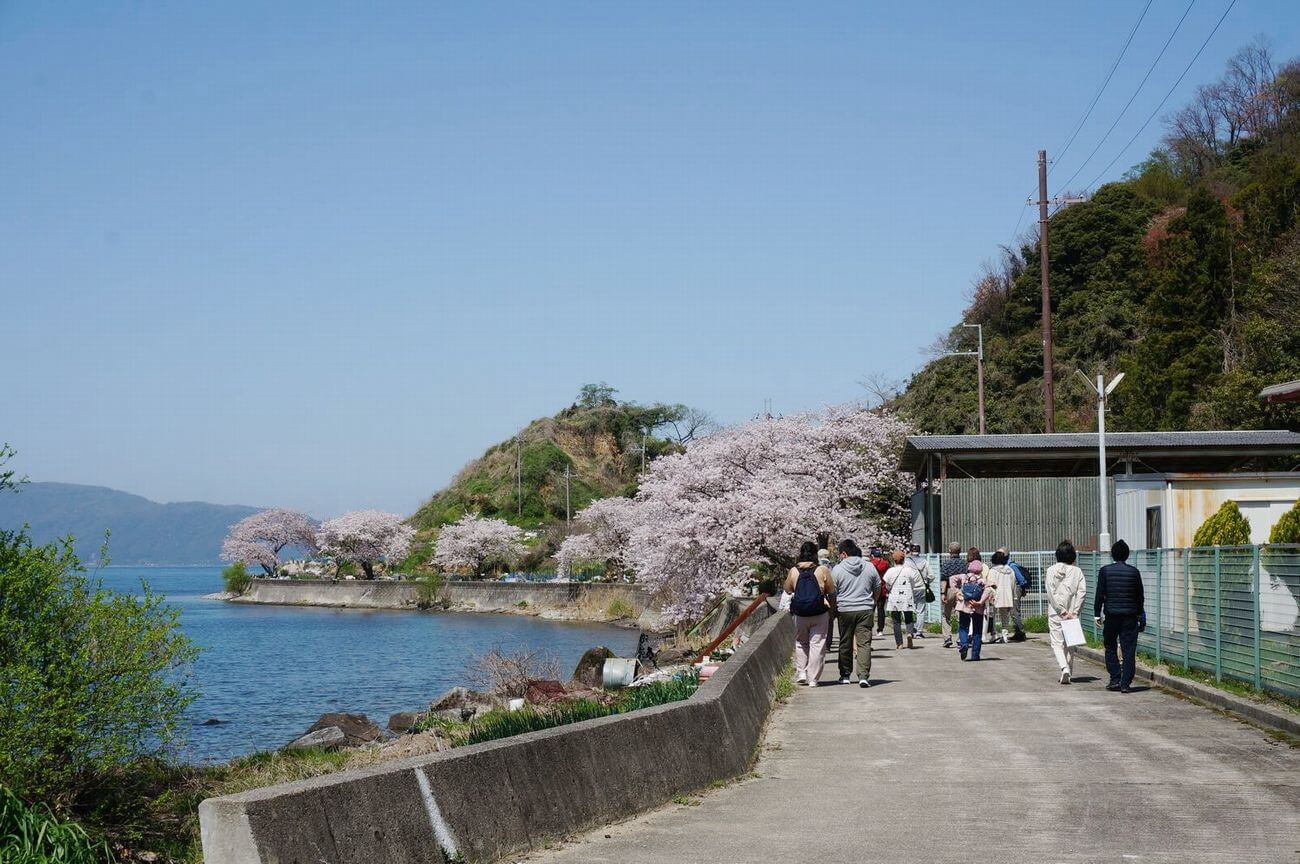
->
[431, 514, 529, 577]
[220, 508, 318, 575]
[559, 404, 913, 622]
[316, 510, 414, 579]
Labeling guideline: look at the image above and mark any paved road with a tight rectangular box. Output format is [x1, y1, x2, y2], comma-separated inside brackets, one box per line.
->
[523, 633, 1300, 864]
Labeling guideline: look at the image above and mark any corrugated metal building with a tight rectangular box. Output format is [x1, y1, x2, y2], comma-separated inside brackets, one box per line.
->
[903, 431, 1300, 553]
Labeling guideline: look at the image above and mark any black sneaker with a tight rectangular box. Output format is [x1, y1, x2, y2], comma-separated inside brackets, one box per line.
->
[1120, 686, 1134, 694]
[959, 648, 968, 660]
[1106, 682, 1121, 691]
[1010, 631, 1027, 642]
[942, 639, 953, 648]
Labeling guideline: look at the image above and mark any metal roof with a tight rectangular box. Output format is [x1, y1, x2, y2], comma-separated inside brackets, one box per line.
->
[902, 430, 1300, 476]
[1260, 379, 1300, 403]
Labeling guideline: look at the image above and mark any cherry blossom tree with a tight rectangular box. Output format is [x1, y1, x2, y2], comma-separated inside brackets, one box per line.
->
[564, 404, 913, 622]
[220, 508, 318, 576]
[556, 495, 638, 578]
[316, 510, 414, 579]
[431, 514, 529, 578]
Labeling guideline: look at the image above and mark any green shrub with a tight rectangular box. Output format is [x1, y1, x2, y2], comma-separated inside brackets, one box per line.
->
[605, 597, 636, 619]
[0, 785, 115, 864]
[458, 671, 701, 747]
[222, 562, 251, 595]
[414, 572, 446, 610]
[1192, 500, 1252, 546]
[1268, 500, 1300, 544]
[465, 700, 612, 745]
[0, 531, 198, 805]
[1022, 615, 1049, 633]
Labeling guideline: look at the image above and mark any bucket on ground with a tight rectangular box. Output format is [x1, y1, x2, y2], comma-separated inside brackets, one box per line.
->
[601, 658, 638, 689]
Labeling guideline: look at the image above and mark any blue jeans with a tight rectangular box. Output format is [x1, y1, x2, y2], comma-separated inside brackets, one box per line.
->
[958, 611, 984, 659]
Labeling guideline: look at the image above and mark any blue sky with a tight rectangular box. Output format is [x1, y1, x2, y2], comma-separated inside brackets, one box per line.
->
[4, 1, 1298, 517]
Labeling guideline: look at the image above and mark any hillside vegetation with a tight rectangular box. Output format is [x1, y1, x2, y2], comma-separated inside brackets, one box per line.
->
[409, 384, 713, 568]
[897, 41, 1300, 436]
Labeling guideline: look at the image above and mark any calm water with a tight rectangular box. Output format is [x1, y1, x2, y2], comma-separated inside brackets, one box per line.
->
[99, 567, 639, 763]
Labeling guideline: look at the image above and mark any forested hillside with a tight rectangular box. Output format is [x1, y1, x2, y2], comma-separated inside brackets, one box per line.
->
[897, 42, 1300, 435]
[0, 482, 259, 564]
[409, 384, 713, 566]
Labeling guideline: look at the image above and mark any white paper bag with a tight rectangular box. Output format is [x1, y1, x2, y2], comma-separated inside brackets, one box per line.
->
[1061, 617, 1086, 648]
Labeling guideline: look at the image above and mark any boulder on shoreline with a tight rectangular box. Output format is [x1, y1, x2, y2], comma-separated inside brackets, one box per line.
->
[571, 646, 614, 688]
[298, 712, 382, 748]
[286, 726, 347, 751]
[387, 711, 427, 734]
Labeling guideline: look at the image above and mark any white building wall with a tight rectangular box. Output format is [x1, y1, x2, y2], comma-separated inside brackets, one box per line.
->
[1116, 473, 1300, 548]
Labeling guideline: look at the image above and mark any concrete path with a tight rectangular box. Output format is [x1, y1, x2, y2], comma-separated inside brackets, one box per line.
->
[522, 633, 1300, 864]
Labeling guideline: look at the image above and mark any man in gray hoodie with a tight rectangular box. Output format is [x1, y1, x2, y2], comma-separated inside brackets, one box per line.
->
[832, 538, 880, 688]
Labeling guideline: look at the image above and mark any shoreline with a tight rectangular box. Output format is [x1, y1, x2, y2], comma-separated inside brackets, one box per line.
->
[221, 578, 660, 630]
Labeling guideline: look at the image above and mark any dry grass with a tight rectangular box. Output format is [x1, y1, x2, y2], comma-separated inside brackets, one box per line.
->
[465, 647, 561, 698]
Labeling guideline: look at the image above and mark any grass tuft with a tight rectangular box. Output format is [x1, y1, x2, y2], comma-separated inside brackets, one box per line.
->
[1, 786, 116, 864]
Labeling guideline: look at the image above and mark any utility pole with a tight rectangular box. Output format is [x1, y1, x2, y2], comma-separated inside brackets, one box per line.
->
[946, 323, 985, 434]
[516, 436, 522, 517]
[1038, 149, 1055, 433]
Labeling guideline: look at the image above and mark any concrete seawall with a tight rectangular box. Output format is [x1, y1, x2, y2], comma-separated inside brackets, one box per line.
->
[231, 579, 651, 626]
[198, 604, 794, 864]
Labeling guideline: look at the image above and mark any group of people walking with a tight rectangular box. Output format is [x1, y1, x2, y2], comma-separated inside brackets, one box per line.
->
[783, 536, 1147, 693]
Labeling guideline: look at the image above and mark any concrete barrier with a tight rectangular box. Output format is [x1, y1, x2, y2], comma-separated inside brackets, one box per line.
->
[199, 603, 793, 864]
[232, 579, 651, 625]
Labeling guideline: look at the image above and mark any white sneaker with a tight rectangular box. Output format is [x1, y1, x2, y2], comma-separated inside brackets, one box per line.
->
[795, 677, 807, 686]
[1001, 630, 1009, 643]
[838, 677, 851, 685]
[1059, 668, 1071, 685]
[808, 680, 819, 688]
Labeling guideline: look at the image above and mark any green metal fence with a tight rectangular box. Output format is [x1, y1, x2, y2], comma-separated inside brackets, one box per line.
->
[922, 545, 1300, 698]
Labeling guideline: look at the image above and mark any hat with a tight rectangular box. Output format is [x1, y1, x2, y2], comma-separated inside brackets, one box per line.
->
[817, 549, 831, 560]
[967, 560, 984, 574]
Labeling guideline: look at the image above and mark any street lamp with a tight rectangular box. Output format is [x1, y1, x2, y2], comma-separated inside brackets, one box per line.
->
[1076, 369, 1124, 553]
[946, 323, 985, 434]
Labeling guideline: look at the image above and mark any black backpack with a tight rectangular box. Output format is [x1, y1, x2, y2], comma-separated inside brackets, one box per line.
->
[790, 568, 828, 617]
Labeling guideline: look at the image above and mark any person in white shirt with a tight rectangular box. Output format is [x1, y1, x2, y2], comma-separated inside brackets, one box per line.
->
[1045, 540, 1087, 684]
[905, 544, 932, 639]
[883, 550, 923, 650]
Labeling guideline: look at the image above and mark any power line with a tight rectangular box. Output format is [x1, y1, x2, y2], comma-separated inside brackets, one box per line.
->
[1084, 0, 1238, 192]
[1056, 0, 1198, 193]
[1003, 1, 1155, 249]
[1054, 0, 1153, 168]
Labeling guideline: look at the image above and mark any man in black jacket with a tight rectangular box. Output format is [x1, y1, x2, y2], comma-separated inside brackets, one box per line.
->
[1094, 540, 1146, 692]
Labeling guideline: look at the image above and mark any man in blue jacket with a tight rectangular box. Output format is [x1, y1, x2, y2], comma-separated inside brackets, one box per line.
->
[1093, 540, 1146, 693]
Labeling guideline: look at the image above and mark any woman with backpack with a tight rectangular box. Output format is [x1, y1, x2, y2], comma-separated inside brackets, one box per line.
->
[784, 540, 836, 686]
[987, 550, 1017, 644]
[882, 550, 922, 650]
[1045, 540, 1087, 684]
[952, 559, 992, 660]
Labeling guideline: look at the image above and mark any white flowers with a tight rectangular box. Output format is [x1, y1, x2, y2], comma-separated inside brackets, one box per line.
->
[560, 404, 913, 622]
[431, 514, 528, 577]
[316, 510, 415, 579]
[221, 508, 318, 575]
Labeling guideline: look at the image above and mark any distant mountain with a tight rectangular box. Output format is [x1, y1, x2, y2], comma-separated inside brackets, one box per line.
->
[0, 482, 262, 565]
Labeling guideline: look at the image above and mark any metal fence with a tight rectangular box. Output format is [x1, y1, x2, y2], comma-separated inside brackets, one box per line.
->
[919, 545, 1300, 698]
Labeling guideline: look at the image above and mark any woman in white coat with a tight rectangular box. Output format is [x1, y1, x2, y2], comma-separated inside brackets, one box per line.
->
[987, 550, 1017, 644]
[1045, 540, 1087, 684]
[883, 550, 921, 650]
